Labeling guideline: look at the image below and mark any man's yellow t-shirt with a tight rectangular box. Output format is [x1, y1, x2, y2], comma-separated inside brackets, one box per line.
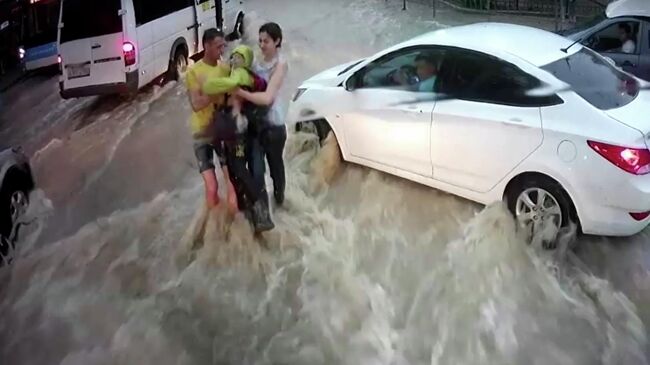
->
[186, 59, 230, 139]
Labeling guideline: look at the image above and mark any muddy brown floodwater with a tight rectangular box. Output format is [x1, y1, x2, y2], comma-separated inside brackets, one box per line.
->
[1, 0, 649, 364]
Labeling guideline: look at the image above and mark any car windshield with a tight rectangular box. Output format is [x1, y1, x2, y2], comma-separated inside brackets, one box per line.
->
[540, 47, 639, 110]
[60, 0, 122, 43]
[338, 59, 365, 76]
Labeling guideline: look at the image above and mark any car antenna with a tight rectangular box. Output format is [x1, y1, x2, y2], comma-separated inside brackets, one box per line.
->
[561, 37, 583, 53]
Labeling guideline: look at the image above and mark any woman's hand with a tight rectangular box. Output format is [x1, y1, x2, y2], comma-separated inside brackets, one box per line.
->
[234, 87, 245, 98]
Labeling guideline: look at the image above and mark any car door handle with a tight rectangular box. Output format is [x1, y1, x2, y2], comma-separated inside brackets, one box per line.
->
[403, 105, 424, 113]
[621, 60, 636, 67]
[187, 23, 200, 30]
[91, 44, 101, 49]
[509, 117, 523, 123]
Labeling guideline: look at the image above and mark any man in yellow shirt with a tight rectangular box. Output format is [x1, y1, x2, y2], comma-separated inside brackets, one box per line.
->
[186, 29, 236, 210]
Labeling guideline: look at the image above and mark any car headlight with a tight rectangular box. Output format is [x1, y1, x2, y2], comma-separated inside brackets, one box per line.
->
[18, 47, 25, 59]
[292, 88, 307, 102]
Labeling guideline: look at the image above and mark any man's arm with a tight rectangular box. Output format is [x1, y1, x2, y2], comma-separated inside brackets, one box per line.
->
[235, 61, 288, 106]
[187, 68, 211, 112]
[188, 89, 211, 112]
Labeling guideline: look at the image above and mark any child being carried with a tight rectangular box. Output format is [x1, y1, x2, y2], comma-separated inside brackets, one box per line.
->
[200, 44, 274, 233]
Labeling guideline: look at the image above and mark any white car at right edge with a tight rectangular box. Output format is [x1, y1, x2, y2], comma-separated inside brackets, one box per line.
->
[288, 22, 650, 239]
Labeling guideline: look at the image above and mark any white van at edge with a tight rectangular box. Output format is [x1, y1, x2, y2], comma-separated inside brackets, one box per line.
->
[57, 0, 245, 99]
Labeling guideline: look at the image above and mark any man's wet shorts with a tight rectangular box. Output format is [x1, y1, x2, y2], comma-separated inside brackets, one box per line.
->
[193, 141, 227, 173]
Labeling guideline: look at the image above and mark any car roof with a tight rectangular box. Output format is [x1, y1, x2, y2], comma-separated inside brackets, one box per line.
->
[406, 22, 578, 67]
[606, 0, 650, 18]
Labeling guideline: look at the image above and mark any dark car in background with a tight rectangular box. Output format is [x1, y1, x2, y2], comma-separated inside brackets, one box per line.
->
[0, 147, 35, 264]
[559, 0, 650, 81]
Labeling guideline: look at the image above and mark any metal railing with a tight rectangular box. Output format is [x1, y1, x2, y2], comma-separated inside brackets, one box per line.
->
[405, 0, 606, 18]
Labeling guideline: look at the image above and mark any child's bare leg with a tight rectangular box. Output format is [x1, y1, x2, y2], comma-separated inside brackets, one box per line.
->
[231, 96, 243, 115]
[222, 165, 239, 215]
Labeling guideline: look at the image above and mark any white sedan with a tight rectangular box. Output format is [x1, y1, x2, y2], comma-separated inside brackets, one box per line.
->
[287, 22, 650, 238]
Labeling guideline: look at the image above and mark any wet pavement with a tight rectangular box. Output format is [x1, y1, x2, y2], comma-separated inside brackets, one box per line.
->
[0, 0, 648, 364]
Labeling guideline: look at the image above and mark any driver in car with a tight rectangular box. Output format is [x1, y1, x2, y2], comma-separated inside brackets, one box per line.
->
[414, 53, 438, 92]
[618, 23, 636, 54]
[393, 53, 439, 92]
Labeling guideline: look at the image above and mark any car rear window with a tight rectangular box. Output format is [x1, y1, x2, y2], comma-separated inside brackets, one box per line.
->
[540, 47, 639, 110]
[60, 0, 122, 43]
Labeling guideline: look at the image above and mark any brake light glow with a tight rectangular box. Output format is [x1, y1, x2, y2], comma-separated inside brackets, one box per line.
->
[123, 42, 136, 66]
[588, 140, 650, 175]
[630, 212, 650, 221]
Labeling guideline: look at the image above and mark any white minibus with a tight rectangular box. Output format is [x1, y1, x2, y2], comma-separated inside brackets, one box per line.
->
[57, 0, 244, 99]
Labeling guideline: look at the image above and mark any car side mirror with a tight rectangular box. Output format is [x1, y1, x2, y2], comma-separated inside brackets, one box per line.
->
[344, 74, 358, 91]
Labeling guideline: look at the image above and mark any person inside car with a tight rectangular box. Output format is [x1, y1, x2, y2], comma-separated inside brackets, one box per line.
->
[392, 53, 438, 92]
[618, 23, 636, 54]
[414, 53, 439, 92]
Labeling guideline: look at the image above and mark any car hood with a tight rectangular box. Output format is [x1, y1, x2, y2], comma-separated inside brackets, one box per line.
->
[604, 89, 650, 148]
[301, 58, 365, 87]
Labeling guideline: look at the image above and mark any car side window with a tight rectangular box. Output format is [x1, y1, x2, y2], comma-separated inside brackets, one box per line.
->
[355, 47, 445, 92]
[585, 20, 640, 54]
[437, 49, 557, 107]
[134, 0, 193, 26]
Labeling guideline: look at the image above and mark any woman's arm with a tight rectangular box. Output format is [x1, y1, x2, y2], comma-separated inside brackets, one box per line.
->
[236, 61, 288, 106]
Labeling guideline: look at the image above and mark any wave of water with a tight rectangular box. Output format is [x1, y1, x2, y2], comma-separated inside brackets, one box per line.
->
[1, 130, 646, 365]
[1, 3, 648, 364]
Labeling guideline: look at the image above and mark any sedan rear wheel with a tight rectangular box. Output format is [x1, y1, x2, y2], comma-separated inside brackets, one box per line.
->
[515, 187, 563, 239]
[507, 176, 577, 249]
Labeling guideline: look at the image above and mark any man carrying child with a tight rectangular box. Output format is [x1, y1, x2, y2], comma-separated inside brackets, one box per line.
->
[186, 28, 274, 234]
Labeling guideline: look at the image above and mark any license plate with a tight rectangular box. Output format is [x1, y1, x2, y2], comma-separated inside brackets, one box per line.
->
[67, 63, 90, 79]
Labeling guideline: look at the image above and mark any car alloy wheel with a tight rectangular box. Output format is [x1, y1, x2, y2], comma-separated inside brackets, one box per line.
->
[9, 190, 28, 224]
[515, 187, 562, 240]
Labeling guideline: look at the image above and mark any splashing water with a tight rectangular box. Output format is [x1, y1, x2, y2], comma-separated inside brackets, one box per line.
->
[1, 1, 648, 363]
[1, 128, 647, 365]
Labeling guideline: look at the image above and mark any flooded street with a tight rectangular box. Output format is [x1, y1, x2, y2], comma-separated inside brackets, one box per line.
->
[1, 0, 649, 364]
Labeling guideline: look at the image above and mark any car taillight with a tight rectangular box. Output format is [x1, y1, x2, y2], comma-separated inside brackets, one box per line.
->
[588, 141, 650, 175]
[57, 54, 62, 74]
[123, 42, 136, 66]
[630, 212, 650, 221]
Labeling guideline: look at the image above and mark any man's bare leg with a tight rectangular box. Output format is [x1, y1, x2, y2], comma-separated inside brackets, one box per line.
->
[201, 168, 220, 208]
